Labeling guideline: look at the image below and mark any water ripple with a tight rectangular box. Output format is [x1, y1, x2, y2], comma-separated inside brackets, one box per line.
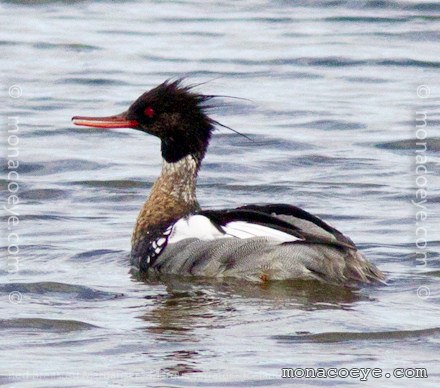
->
[0, 282, 122, 301]
[0, 318, 98, 332]
[274, 327, 440, 343]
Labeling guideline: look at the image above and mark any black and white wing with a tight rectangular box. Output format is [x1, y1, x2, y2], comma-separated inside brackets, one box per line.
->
[168, 211, 303, 243]
[145, 204, 355, 260]
[234, 204, 357, 249]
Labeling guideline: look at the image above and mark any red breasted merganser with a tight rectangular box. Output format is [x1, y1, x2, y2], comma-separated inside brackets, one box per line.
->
[72, 80, 385, 286]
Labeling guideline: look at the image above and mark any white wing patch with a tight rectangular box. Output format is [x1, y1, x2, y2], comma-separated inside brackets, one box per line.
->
[168, 215, 230, 243]
[222, 221, 301, 242]
[168, 215, 301, 244]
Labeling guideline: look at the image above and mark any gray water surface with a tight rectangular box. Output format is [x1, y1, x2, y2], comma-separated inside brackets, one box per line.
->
[1, 0, 440, 387]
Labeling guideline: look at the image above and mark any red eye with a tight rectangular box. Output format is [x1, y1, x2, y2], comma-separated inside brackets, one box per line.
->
[144, 106, 155, 118]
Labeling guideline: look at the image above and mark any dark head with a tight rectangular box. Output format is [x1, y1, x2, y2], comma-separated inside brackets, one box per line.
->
[72, 80, 215, 163]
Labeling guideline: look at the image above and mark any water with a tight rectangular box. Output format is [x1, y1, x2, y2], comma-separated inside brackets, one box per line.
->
[1, 0, 440, 386]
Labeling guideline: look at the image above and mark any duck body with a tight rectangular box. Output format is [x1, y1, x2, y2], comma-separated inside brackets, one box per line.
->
[72, 80, 385, 286]
[131, 204, 383, 285]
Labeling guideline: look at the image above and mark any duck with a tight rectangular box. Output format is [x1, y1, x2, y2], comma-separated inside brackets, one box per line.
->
[72, 79, 385, 286]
